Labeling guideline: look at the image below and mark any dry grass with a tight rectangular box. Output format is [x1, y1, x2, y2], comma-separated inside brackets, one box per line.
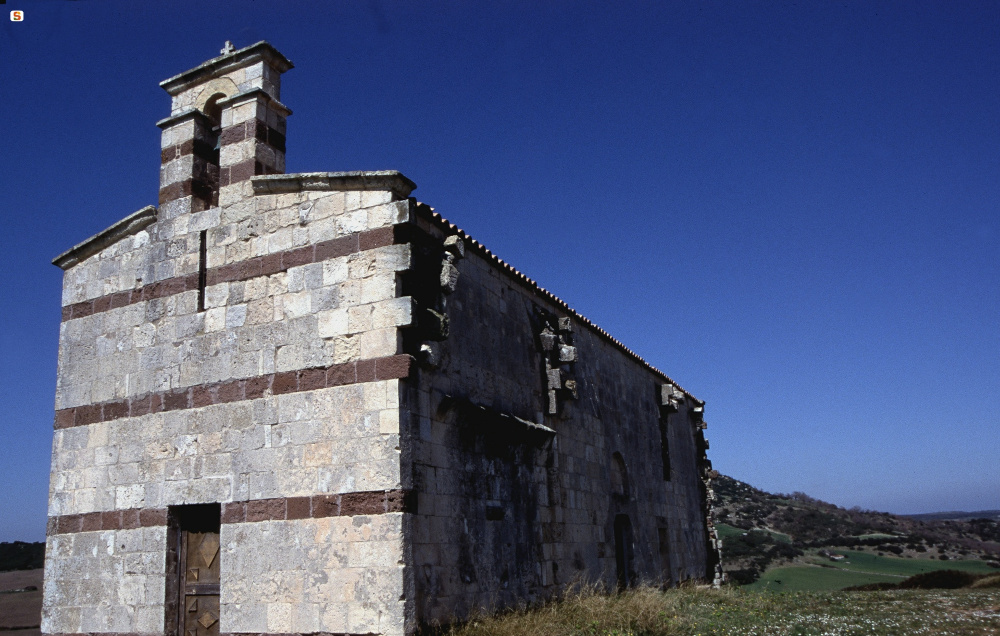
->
[421, 584, 1000, 636]
[969, 574, 1000, 589]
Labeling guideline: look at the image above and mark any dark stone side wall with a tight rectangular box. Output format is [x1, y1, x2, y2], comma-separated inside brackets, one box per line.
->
[401, 212, 711, 626]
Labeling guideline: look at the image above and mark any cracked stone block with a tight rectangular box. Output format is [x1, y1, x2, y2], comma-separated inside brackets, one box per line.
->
[440, 262, 460, 294]
[443, 235, 465, 259]
[558, 345, 577, 363]
[546, 368, 562, 390]
[539, 332, 556, 351]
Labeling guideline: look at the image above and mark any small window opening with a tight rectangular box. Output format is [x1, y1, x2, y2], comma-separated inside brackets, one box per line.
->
[611, 452, 629, 498]
[659, 419, 671, 481]
[197, 230, 207, 312]
[200, 93, 225, 208]
[202, 93, 225, 127]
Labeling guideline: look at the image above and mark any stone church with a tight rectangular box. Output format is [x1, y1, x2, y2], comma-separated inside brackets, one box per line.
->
[43, 42, 722, 636]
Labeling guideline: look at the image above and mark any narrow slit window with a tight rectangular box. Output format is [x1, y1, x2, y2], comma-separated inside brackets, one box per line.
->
[659, 419, 671, 481]
[197, 230, 207, 312]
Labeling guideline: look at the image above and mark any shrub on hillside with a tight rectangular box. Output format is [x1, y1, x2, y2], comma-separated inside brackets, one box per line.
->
[845, 570, 990, 591]
[968, 519, 1000, 542]
[721, 529, 774, 559]
[767, 542, 803, 560]
[897, 570, 983, 589]
[726, 568, 760, 585]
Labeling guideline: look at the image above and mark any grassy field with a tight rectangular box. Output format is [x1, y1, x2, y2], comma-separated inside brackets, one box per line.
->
[746, 550, 997, 593]
[809, 550, 996, 577]
[715, 523, 745, 541]
[427, 585, 1000, 635]
[716, 523, 792, 544]
[746, 566, 901, 592]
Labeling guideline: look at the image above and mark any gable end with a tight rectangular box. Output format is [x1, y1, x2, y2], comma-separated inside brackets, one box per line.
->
[52, 205, 158, 270]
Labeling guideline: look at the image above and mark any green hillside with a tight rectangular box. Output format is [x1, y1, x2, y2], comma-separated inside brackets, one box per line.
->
[712, 475, 1000, 589]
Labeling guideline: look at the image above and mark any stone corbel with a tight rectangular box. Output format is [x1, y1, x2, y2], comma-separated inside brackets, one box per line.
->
[659, 382, 685, 413]
[689, 403, 705, 426]
[537, 310, 579, 415]
[439, 234, 464, 295]
[417, 233, 466, 367]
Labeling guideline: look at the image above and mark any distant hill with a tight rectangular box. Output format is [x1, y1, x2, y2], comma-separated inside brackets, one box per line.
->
[904, 510, 1000, 522]
[0, 542, 45, 572]
[712, 475, 1000, 584]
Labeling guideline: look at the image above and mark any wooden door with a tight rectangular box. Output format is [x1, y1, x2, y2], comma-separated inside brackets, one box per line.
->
[180, 530, 220, 636]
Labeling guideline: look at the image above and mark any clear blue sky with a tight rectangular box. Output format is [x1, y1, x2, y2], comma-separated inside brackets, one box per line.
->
[2, 1, 998, 542]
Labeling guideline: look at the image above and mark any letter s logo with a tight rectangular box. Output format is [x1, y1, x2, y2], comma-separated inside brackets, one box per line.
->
[10, 11, 24, 21]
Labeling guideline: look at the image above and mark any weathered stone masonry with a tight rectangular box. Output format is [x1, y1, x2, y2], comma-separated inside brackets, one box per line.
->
[44, 41, 722, 636]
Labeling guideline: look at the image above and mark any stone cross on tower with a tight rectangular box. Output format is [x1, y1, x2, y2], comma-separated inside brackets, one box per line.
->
[156, 41, 293, 218]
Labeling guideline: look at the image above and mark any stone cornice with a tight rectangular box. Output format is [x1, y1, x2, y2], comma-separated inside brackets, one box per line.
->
[159, 41, 293, 96]
[217, 87, 292, 117]
[252, 171, 417, 198]
[155, 107, 213, 130]
[52, 206, 157, 270]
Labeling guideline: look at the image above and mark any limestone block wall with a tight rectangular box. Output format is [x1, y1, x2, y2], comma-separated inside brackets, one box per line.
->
[403, 208, 710, 625]
[48, 381, 401, 517]
[221, 514, 410, 636]
[46, 178, 418, 636]
[42, 527, 167, 634]
[55, 193, 411, 411]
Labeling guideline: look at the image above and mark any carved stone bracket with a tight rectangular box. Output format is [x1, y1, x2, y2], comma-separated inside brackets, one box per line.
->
[659, 382, 686, 413]
[536, 312, 579, 416]
[418, 232, 465, 367]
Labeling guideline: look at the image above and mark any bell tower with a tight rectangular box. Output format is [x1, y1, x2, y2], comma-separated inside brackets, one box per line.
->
[156, 41, 293, 218]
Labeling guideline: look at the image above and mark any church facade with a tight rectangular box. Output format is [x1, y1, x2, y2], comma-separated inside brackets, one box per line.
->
[43, 42, 721, 636]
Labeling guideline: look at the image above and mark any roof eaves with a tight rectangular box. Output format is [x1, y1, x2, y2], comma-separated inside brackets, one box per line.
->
[414, 203, 700, 403]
